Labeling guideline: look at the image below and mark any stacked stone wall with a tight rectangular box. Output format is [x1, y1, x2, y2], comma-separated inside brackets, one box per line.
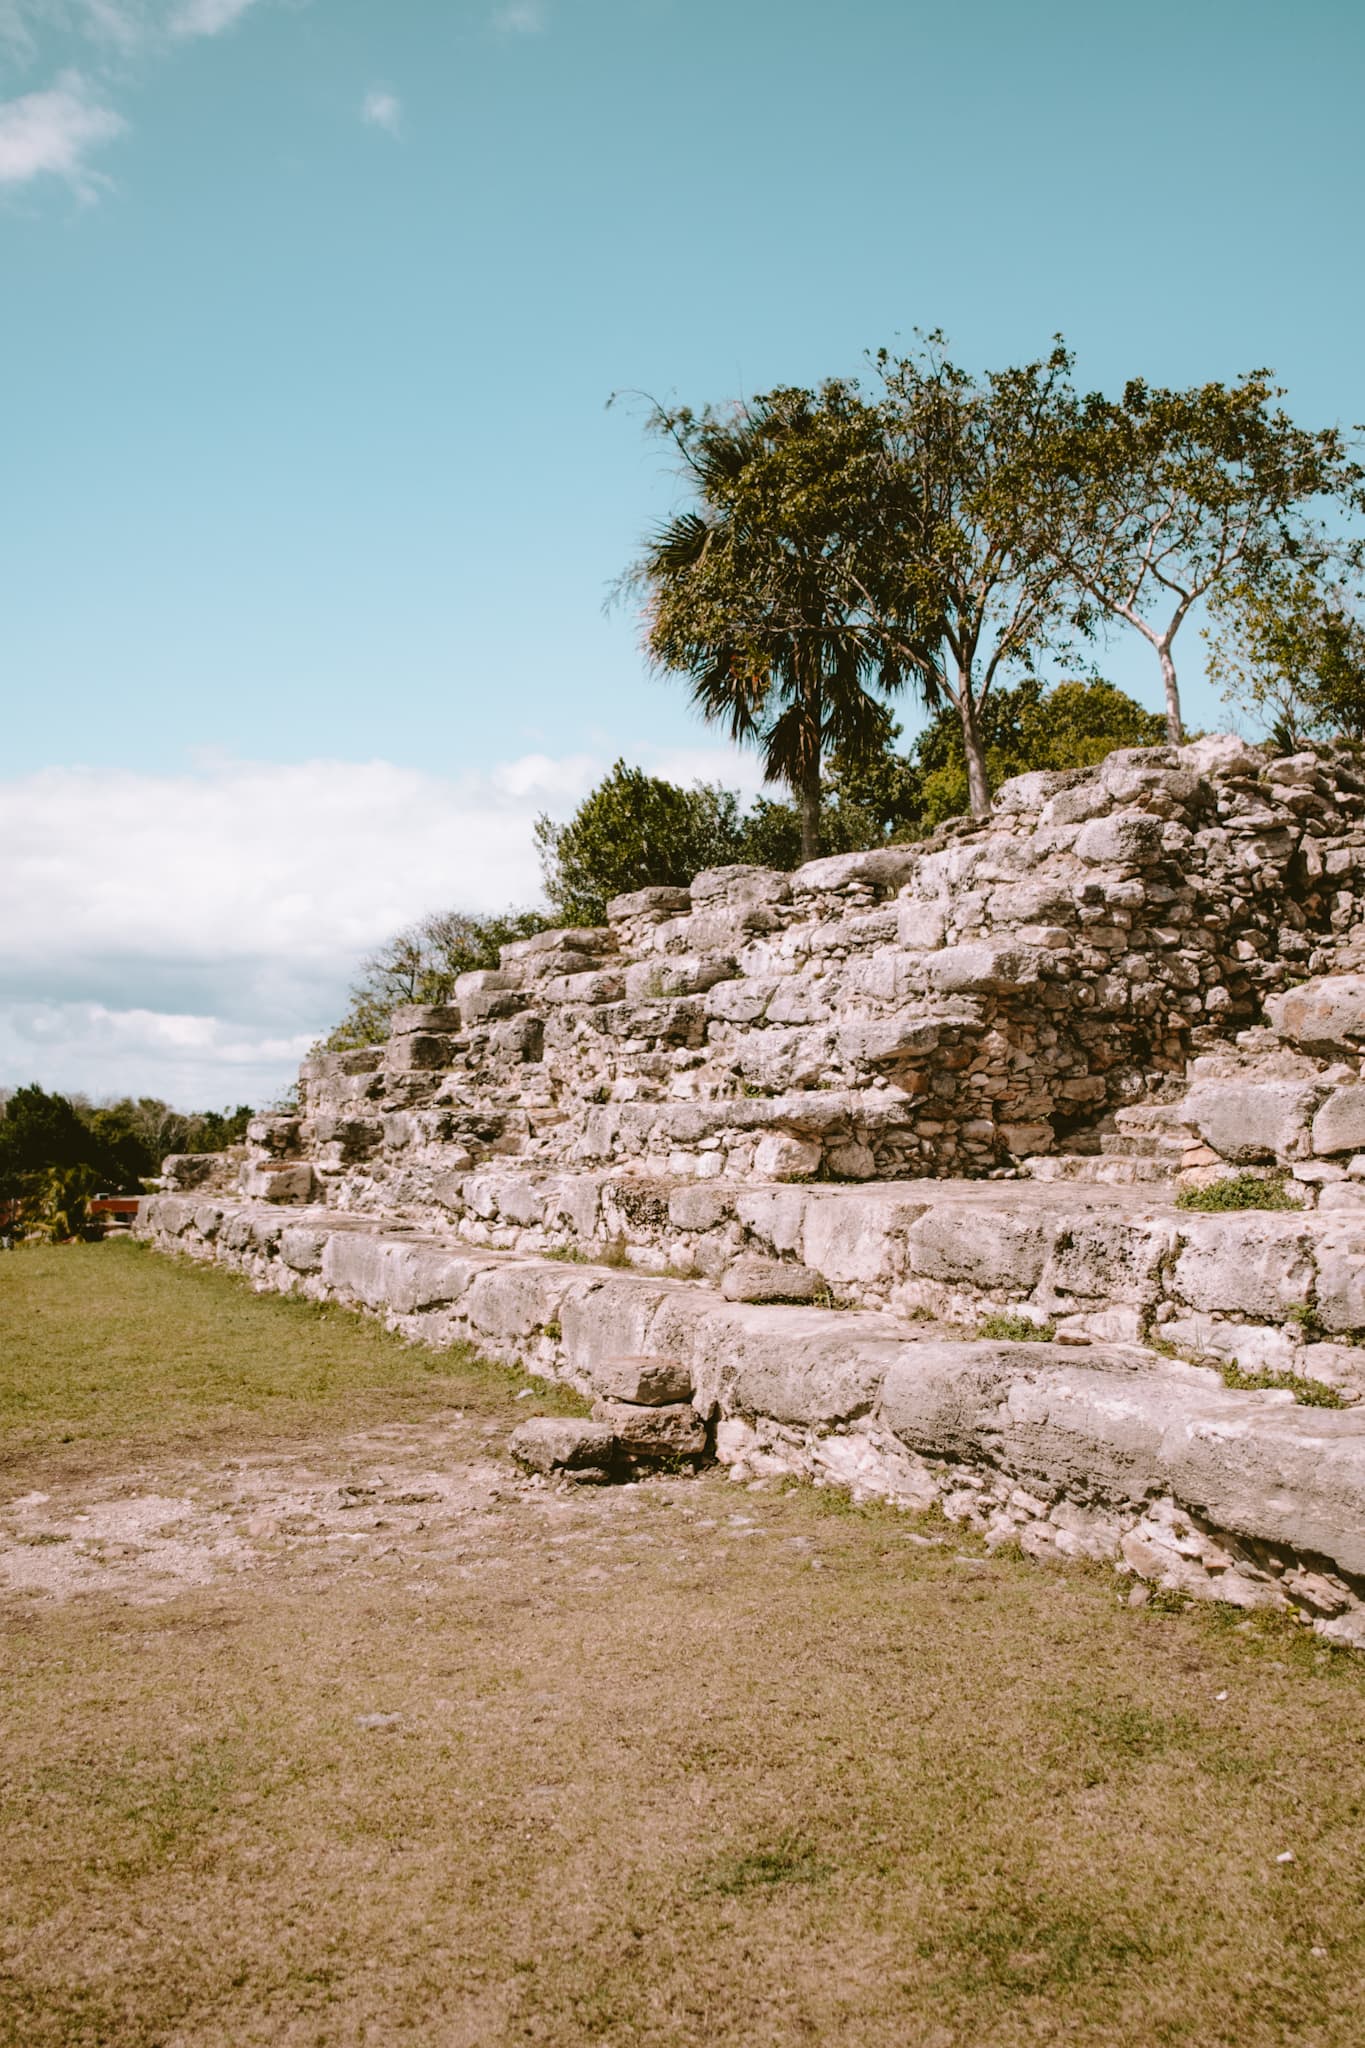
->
[215, 736, 1365, 1223]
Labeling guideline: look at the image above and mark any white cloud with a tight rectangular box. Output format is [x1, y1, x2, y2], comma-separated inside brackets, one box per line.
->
[167, 0, 257, 38]
[491, 0, 546, 34]
[0, 744, 767, 1108]
[361, 86, 401, 136]
[0, 1003, 315, 1111]
[0, 69, 125, 194]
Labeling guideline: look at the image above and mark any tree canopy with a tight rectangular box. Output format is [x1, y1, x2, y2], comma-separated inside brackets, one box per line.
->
[1206, 567, 1365, 749]
[624, 340, 1363, 804]
[627, 383, 924, 858]
[1041, 371, 1364, 742]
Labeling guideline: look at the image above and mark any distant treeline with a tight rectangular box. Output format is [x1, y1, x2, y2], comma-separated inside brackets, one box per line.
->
[0, 1087, 252, 1240]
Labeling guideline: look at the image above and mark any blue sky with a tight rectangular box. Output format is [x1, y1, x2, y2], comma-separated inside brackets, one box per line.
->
[3, 0, 1363, 1105]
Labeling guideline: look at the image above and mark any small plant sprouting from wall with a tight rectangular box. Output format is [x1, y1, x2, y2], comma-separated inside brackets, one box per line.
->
[1176, 1173, 1300, 1213]
[977, 1310, 1057, 1343]
[1215, 1360, 1344, 1409]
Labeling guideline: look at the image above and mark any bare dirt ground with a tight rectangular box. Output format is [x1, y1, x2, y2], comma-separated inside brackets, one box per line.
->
[5, 1243, 1365, 2048]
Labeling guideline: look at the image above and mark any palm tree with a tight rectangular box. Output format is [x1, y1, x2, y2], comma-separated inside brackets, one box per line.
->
[629, 384, 929, 862]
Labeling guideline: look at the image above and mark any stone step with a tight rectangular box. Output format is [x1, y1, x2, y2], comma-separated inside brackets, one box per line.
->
[136, 1191, 1365, 1647]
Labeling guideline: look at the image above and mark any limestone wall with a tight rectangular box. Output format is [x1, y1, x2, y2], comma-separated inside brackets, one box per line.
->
[217, 736, 1365, 1222]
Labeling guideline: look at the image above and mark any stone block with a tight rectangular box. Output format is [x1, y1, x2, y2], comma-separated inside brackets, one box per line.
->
[509, 1417, 617, 1477]
[704, 1305, 899, 1425]
[1171, 1216, 1314, 1319]
[607, 886, 693, 920]
[802, 1191, 927, 1287]
[624, 956, 736, 1000]
[591, 1400, 707, 1458]
[668, 1183, 732, 1231]
[491, 1013, 544, 1061]
[690, 864, 791, 908]
[1266, 976, 1365, 1057]
[897, 900, 948, 950]
[160, 1153, 227, 1190]
[464, 1263, 568, 1338]
[906, 1204, 1052, 1293]
[247, 1162, 317, 1205]
[753, 1133, 823, 1180]
[1313, 1089, 1365, 1157]
[389, 1004, 461, 1035]
[923, 942, 1041, 993]
[1074, 812, 1167, 866]
[838, 1018, 941, 1067]
[502, 927, 614, 960]
[791, 848, 919, 896]
[593, 1354, 695, 1404]
[721, 1256, 823, 1303]
[1182, 1079, 1320, 1163]
[280, 1224, 328, 1273]
[540, 970, 626, 1006]
[992, 768, 1085, 814]
[1314, 1247, 1365, 1334]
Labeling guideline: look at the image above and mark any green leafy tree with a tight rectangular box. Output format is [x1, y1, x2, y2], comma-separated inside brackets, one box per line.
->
[868, 336, 1090, 817]
[324, 907, 554, 1050]
[1047, 372, 1364, 742]
[535, 760, 746, 924]
[1206, 567, 1365, 747]
[908, 677, 1167, 829]
[626, 383, 923, 859]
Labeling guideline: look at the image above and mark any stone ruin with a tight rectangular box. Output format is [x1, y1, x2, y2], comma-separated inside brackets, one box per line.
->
[140, 734, 1365, 1643]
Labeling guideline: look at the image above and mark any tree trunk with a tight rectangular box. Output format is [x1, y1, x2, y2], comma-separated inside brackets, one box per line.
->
[796, 661, 822, 863]
[959, 685, 991, 818]
[799, 754, 821, 864]
[1160, 641, 1183, 744]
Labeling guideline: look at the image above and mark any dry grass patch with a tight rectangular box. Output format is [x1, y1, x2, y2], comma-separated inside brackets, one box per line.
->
[4, 1241, 1365, 2045]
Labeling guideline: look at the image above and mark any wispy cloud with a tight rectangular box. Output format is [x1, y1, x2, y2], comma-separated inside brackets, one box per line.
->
[167, 0, 259, 39]
[361, 86, 401, 136]
[491, 0, 546, 35]
[0, 69, 125, 195]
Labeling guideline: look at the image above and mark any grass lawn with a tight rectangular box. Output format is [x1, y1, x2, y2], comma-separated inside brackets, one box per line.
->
[3, 1240, 1365, 2046]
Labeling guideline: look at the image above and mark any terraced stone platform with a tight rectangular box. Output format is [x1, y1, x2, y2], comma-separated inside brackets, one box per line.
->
[145, 739, 1365, 1644]
[138, 1191, 1365, 1645]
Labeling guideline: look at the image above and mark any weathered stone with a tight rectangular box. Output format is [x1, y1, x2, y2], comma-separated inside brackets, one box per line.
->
[591, 1400, 707, 1458]
[1181, 1080, 1320, 1163]
[508, 1417, 617, 1476]
[923, 943, 1042, 994]
[244, 1162, 317, 1205]
[1074, 812, 1167, 866]
[906, 1205, 1051, 1293]
[593, 1354, 695, 1404]
[1171, 1216, 1314, 1319]
[753, 1133, 822, 1180]
[607, 886, 693, 920]
[160, 1153, 230, 1191]
[624, 956, 735, 1000]
[1313, 1088, 1365, 1157]
[1267, 976, 1365, 1057]
[721, 1256, 823, 1303]
[390, 1004, 461, 1034]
